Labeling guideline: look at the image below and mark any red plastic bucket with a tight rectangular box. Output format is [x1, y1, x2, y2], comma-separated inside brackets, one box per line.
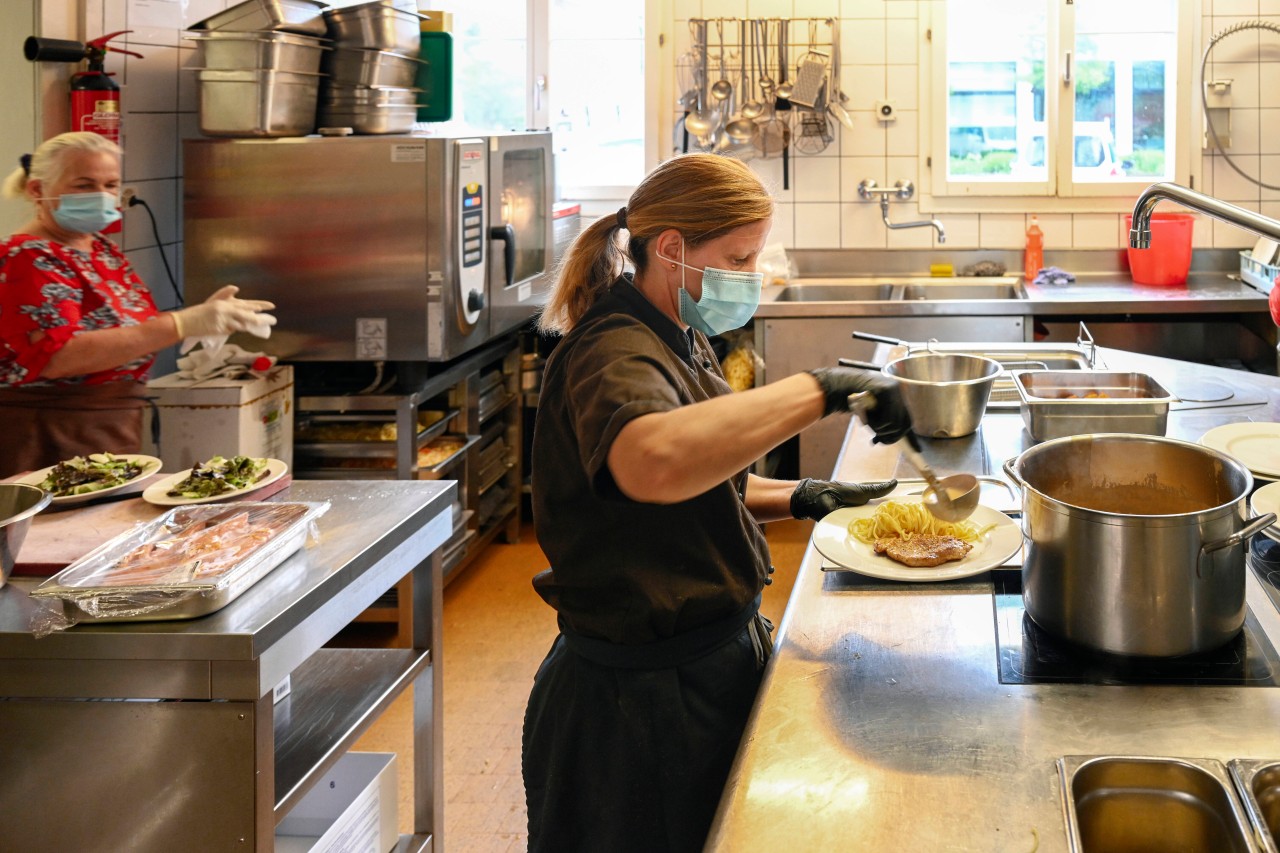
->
[1124, 212, 1195, 286]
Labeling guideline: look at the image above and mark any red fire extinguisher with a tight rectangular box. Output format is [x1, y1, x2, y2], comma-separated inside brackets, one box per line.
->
[25, 30, 144, 146]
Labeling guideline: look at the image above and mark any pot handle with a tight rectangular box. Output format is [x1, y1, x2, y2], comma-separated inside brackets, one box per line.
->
[837, 358, 884, 371]
[1202, 512, 1278, 555]
[1001, 457, 1024, 495]
[851, 330, 905, 346]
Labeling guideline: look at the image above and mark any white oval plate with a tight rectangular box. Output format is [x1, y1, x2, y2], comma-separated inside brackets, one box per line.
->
[1199, 422, 1280, 479]
[813, 499, 1023, 582]
[15, 454, 163, 505]
[1251, 481, 1280, 545]
[142, 458, 288, 506]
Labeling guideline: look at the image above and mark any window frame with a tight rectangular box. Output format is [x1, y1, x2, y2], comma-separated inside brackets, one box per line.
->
[919, 0, 1197, 213]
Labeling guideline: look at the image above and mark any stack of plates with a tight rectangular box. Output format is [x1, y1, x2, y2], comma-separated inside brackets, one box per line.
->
[1199, 423, 1280, 483]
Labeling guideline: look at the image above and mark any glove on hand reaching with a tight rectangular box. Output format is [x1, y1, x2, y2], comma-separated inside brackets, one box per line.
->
[171, 285, 277, 341]
[807, 367, 914, 445]
[790, 478, 898, 522]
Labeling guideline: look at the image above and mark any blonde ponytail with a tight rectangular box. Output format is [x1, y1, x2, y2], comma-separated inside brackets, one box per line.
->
[537, 153, 773, 336]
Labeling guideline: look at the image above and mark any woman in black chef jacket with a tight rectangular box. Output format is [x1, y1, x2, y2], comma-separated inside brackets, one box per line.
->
[0, 132, 276, 476]
[523, 153, 914, 853]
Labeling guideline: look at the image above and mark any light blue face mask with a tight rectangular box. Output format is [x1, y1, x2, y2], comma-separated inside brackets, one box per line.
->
[45, 191, 122, 234]
[662, 241, 764, 337]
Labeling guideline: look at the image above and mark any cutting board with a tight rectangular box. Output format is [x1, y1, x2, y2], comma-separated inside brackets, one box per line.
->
[12, 475, 294, 576]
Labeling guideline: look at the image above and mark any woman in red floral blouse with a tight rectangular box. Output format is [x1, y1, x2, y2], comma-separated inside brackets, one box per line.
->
[0, 132, 277, 475]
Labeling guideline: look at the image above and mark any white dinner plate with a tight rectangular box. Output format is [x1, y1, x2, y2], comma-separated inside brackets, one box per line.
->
[1199, 423, 1280, 479]
[15, 454, 163, 505]
[142, 458, 288, 506]
[1251, 481, 1280, 545]
[813, 499, 1023, 582]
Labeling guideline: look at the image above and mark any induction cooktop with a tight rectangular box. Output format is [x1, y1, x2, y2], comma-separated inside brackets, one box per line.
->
[993, 564, 1280, 687]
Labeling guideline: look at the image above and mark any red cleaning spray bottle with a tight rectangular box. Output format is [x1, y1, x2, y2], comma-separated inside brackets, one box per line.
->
[1024, 215, 1044, 283]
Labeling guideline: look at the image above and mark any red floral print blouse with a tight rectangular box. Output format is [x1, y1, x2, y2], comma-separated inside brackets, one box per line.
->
[0, 234, 158, 387]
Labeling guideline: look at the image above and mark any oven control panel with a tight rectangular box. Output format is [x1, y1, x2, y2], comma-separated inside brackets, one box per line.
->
[456, 140, 487, 327]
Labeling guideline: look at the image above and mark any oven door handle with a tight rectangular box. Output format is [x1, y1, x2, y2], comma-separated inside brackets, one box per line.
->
[489, 224, 516, 288]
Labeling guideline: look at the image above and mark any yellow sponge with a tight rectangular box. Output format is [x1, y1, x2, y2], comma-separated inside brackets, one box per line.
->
[929, 263, 955, 277]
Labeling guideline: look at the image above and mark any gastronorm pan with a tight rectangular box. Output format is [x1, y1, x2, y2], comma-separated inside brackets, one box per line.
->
[28, 502, 328, 629]
[1014, 370, 1174, 442]
[323, 2, 422, 54]
[186, 31, 329, 73]
[323, 46, 421, 88]
[1059, 755, 1258, 853]
[189, 0, 328, 36]
[197, 68, 322, 137]
[1230, 759, 1280, 853]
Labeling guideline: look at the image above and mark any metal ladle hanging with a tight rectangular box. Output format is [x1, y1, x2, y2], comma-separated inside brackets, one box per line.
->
[725, 21, 759, 143]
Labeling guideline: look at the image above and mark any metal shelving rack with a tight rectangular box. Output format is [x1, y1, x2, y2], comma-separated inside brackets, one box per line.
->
[294, 336, 524, 641]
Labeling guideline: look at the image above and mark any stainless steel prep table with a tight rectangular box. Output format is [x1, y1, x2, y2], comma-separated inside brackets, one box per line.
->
[0, 480, 455, 852]
[707, 348, 1280, 852]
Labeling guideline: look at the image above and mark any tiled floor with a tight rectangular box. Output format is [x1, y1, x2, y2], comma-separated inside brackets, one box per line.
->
[348, 517, 811, 853]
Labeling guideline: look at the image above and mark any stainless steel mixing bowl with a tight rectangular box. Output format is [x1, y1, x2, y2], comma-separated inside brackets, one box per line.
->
[0, 483, 53, 588]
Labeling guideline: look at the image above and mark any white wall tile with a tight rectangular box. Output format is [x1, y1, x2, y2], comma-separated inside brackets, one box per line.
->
[126, 244, 180, 312]
[1072, 213, 1122, 249]
[124, 45, 178, 112]
[884, 64, 917, 110]
[843, 19, 885, 65]
[843, 154, 886, 188]
[793, 155, 841, 201]
[844, 64, 886, 106]
[1261, 154, 1280, 201]
[884, 109, 916, 155]
[1034, 214, 1072, 252]
[1225, 107, 1261, 155]
[177, 46, 200, 112]
[885, 19, 917, 64]
[183, 0, 227, 29]
[839, 111, 885, 155]
[121, 112, 177, 180]
[103, 0, 127, 34]
[1214, 153, 1262, 201]
[938, 213, 979, 249]
[841, 0, 884, 18]
[885, 0, 917, 18]
[748, 0, 793, 16]
[1209, 62, 1260, 107]
[840, 199, 887, 248]
[885, 154, 917, 189]
[125, 0, 182, 47]
[750, 155, 793, 202]
[702, 0, 748, 18]
[793, 202, 842, 248]
[1214, 0, 1260, 15]
[978, 213, 1026, 249]
[121, 177, 177, 250]
[1213, 216, 1259, 247]
[791, 0, 831, 16]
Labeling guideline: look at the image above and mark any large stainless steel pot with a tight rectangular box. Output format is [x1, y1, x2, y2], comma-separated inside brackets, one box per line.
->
[881, 353, 1000, 438]
[1003, 434, 1277, 657]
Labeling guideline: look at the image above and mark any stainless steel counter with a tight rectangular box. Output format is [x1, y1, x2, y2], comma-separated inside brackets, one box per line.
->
[0, 480, 455, 851]
[707, 350, 1280, 852]
[754, 271, 1268, 318]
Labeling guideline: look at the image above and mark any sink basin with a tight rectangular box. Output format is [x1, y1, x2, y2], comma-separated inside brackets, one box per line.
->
[1060, 755, 1256, 853]
[772, 283, 897, 302]
[899, 283, 1025, 300]
[1229, 759, 1280, 853]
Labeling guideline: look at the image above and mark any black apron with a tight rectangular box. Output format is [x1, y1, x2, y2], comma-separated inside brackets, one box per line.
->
[0, 380, 150, 477]
[522, 593, 773, 853]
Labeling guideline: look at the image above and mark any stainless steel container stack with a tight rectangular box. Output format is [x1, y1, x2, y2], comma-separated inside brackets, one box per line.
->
[320, 0, 423, 133]
[188, 0, 330, 137]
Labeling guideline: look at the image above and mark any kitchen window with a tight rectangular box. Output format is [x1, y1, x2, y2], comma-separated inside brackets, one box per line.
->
[427, 0, 649, 201]
[925, 0, 1194, 204]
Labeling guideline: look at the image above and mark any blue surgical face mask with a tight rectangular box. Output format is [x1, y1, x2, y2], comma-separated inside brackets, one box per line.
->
[45, 191, 122, 234]
[660, 241, 764, 337]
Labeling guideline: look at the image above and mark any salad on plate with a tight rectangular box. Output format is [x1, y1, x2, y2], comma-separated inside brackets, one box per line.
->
[165, 455, 270, 499]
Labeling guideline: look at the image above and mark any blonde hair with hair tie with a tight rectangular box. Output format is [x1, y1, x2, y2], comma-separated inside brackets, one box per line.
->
[537, 154, 773, 335]
[2, 131, 122, 201]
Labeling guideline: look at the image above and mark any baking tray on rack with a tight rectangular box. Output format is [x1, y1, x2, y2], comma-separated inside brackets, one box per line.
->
[297, 434, 478, 480]
[294, 408, 459, 459]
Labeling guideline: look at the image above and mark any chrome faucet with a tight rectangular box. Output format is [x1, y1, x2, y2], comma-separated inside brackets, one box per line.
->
[858, 179, 946, 244]
[1129, 181, 1280, 247]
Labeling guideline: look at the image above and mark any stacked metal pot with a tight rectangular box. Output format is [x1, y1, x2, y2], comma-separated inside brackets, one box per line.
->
[320, 0, 424, 134]
[187, 0, 331, 137]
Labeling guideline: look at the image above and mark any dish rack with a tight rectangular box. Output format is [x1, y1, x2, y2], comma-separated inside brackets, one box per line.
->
[1240, 249, 1279, 294]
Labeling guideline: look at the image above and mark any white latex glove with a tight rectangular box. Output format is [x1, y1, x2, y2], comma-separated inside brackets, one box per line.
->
[171, 285, 276, 353]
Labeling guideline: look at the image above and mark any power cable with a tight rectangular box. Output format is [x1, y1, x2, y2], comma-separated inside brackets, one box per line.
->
[125, 195, 185, 307]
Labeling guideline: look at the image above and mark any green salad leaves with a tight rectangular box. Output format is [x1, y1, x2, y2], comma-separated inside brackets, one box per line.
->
[166, 455, 269, 499]
[40, 453, 149, 497]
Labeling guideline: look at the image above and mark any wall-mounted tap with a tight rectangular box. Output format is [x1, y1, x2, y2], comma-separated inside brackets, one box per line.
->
[858, 179, 946, 244]
[1129, 181, 1280, 247]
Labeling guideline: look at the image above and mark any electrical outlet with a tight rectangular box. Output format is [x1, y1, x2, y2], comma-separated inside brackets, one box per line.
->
[121, 186, 138, 206]
[874, 100, 898, 122]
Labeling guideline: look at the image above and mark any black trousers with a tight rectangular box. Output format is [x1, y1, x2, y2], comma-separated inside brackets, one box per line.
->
[522, 615, 771, 853]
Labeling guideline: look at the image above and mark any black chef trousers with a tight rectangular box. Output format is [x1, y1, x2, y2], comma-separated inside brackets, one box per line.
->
[522, 599, 773, 853]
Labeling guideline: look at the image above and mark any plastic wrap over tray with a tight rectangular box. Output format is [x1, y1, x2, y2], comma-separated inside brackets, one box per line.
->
[28, 501, 328, 635]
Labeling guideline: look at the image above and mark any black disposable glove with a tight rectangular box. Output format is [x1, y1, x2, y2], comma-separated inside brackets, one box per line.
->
[790, 478, 898, 522]
[807, 367, 914, 445]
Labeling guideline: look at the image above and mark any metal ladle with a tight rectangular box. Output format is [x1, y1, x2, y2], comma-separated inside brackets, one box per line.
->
[848, 392, 980, 523]
[709, 21, 732, 106]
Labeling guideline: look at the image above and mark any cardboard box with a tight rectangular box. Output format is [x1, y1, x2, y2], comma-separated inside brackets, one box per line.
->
[276, 752, 398, 853]
[144, 367, 293, 471]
